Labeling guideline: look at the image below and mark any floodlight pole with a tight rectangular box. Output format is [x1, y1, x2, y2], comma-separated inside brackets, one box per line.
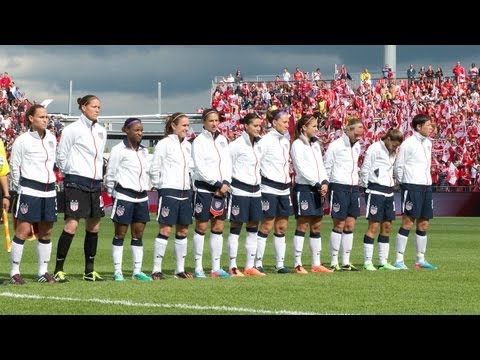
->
[158, 82, 162, 116]
[68, 80, 73, 115]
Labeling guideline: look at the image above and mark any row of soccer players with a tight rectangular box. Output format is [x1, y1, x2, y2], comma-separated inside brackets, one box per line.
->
[1, 95, 437, 284]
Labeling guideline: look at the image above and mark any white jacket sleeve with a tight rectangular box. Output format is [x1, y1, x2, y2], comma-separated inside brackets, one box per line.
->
[56, 129, 75, 175]
[149, 140, 165, 189]
[105, 145, 121, 196]
[9, 137, 24, 191]
[394, 143, 406, 184]
[360, 146, 374, 188]
[323, 144, 335, 180]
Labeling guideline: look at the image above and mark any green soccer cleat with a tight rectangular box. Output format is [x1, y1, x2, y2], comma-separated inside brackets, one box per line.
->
[378, 263, 400, 271]
[113, 271, 126, 282]
[132, 272, 153, 281]
[363, 262, 377, 271]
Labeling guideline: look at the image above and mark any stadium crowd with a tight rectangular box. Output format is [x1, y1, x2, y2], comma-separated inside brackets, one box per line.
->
[210, 63, 480, 191]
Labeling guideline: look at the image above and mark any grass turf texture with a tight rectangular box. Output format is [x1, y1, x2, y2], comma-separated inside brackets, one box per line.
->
[0, 216, 478, 315]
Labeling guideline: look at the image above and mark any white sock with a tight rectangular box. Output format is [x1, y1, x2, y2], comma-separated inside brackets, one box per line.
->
[378, 241, 389, 266]
[341, 232, 353, 266]
[228, 232, 240, 269]
[193, 231, 205, 272]
[293, 233, 305, 267]
[309, 235, 322, 267]
[364, 243, 374, 264]
[255, 233, 267, 268]
[273, 234, 286, 269]
[329, 230, 342, 265]
[153, 237, 168, 273]
[210, 232, 224, 271]
[131, 239, 143, 275]
[112, 239, 124, 273]
[245, 231, 257, 269]
[415, 232, 427, 263]
[174, 237, 187, 274]
[10, 238, 25, 277]
[37, 240, 52, 276]
[395, 229, 409, 263]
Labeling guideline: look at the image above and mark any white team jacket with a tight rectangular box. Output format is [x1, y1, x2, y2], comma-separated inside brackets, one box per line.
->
[191, 128, 232, 190]
[394, 131, 432, 185]
[257, 128, 291, 185]
[105, 139, 151, 198]
[324, 132, 361, 186]
[10, 130, 57, 197]
[291, 135, 328, 187]
[57, 114, 107, 180]
[150, 134, 192, 191]
[360, 140, 397, 189]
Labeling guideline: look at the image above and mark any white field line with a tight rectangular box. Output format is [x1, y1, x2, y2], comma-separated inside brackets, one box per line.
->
[0, 292, 331, 315]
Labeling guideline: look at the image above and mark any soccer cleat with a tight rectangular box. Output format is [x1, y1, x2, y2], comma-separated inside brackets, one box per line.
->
[244, 267, 266, 276]
[393, 262, 409, 270]
[255, 266, 265, 274]
[113, 272, 126, 282]
[10, 274, 26, 285]
[133, 272, 153, 281]
[210, 269, 232, 278]
[0, 280, 7, 286]
[37, 272, 57, 283]
[330, 264, 341, 272]
[83, 271, 105, 282]
[363, 262, 377, 271]
[193, 270, 207, 279]
[311, 265, 333, 273]
[341, 264, 360, 271]
[151, 272, 166, 280]
[174, 271, 193, 279]
[275, 266, 291, 274]
[415, 261, 438, 270]
[378, 263, 400, 271]
[228, 267, 245, 277]
[294, 265, 308, 274]
[54, 271, 69, 283]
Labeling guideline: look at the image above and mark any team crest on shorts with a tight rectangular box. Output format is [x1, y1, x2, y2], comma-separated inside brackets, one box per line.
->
[70, 200, 79, 211]
[20, 202, 29, 214]
[261, 200, 270, 211]
[405, 201, 413, 211]
[161, 206, 170, 217]
[301, 200, 309, 210]
[231, 205, 240, 216]
[116, 205, 125, 217]
[369, 205, 378, 215]
[195, 202, 203, 213]
[332, 202, 340, 213]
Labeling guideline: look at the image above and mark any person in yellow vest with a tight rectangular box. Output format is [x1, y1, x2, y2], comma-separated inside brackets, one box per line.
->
[0, 138, 11, 285]
[360, 68, 372, 86]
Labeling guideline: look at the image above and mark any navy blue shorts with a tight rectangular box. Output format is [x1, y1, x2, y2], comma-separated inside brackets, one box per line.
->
[158, 193, 193, 225]
[111, 198, 150, 224]
[400, 184, 433, 220]
[14, 194, 57, 223]
[292, 185, 325, 217]
[328, 183, 360, 219]
[260, 192, 293, 218]
[365, 193, 395, 221]
[229, 194, 263, 223]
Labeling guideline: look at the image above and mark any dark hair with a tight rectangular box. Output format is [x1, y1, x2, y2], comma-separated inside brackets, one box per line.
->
[122, 117, 142, 133]
[77, 94, 99, 111]
[201, 108, 219, 122]
[265, 108, 286, 124]
[239, 113, 260, 126]
[294, 115, 317, 140]
[411, 114, 431, 132]
[381, 128, 403, 143]
[25, 104, 45, 126]
[164, 112, 187, 136]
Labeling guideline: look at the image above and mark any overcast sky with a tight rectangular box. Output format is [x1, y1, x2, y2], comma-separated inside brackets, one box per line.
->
[2, 45, 479, 117]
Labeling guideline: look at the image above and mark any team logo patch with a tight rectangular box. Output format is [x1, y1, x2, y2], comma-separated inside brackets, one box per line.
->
[98, 132, 104, 140]
[301, 200, 309, 210]
[195, 202, 203, 213]
[20, 202, 29, 215]
[49, 140, 55, 148]
[161, 206, 170, 217]
[332, 202, 341, 213]
[369, 205, 378, 215]
[210, 196, 225, 217]
[220, 141, 227, 148]
[116, 205, 125, 217]
[405, 201, 413, 211]
[70, 200, 79, 211]
[261, 200, 270, 211]
[231, 205, 240, 216]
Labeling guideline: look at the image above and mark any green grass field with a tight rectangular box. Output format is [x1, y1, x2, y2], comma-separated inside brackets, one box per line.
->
[0, 216, 478, 315]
